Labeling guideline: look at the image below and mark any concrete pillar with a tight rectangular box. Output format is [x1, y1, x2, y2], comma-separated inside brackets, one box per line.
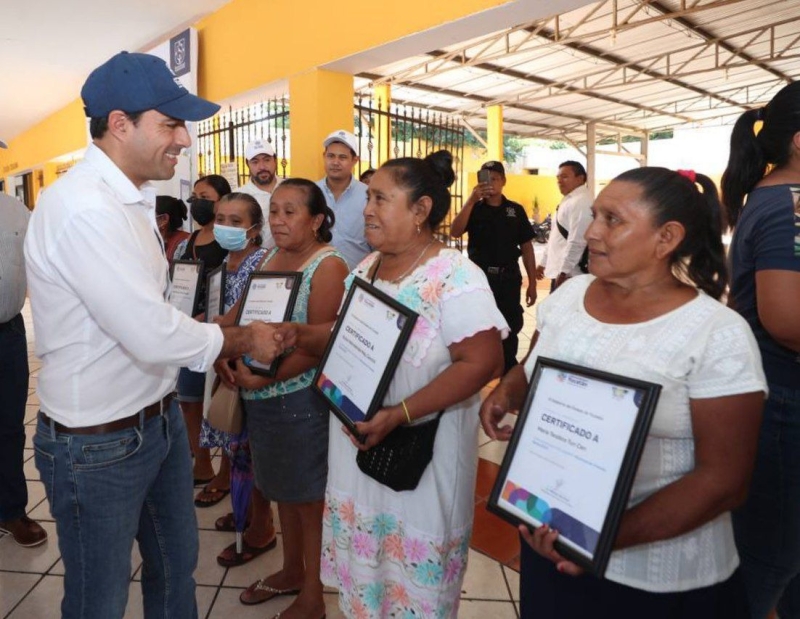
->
[289, 69, 354, 179]
[486, 105, 504, 162]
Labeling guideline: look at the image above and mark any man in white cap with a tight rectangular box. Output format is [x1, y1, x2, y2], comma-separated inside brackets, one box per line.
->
[0, 140, 48, 551]
[238, 138, 279, 248]
[316, 129, 370, 269]
[24, 51, 289, 619]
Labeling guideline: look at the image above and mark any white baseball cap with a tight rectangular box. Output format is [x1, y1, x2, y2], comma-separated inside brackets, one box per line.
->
[323, 129, 359, 155]
[245, 139, 275, 161]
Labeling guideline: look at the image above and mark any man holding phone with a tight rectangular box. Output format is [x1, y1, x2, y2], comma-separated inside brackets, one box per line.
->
[450, 160, 536, 373]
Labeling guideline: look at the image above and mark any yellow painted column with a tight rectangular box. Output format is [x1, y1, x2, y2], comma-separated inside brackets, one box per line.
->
[373, 84, 391, 166]
[486, 104, 504, 162]
[289, 70, 354, 179]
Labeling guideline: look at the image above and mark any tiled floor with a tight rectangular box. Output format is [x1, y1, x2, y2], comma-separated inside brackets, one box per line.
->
[1, 276, 548, 618]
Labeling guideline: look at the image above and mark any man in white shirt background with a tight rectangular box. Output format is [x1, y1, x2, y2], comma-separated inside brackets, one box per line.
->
[0, 146, 47, 550]
[24, 52, 288, 619]
[237, 139, 279, 248]
[316, 130, 371, 269]
[536, 160, 594, 290]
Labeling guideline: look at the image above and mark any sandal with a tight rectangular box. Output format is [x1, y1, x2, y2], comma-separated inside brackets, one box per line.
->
[240, 579, 300, 606]
[214, 512, 251, 532]
[217, 537, 277, 567]
[194, 485, 230, 508]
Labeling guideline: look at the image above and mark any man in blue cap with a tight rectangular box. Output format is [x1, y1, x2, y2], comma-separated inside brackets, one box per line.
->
[24, 52, 290, 619]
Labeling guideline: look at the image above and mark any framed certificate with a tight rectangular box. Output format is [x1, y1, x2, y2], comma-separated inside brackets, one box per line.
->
[312, 277, 418, 436]
[169, 260, 204, 317]
[234, 271, 302, 377]
[205, 264, 226, 323]
[487, 357, 661, 577]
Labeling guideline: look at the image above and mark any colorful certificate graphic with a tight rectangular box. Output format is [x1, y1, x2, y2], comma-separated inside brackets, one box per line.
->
[488, 357, 660, 576]
[313, 278, 417, 432]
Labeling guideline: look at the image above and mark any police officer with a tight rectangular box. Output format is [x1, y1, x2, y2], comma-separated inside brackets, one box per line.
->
[451, 161, 537, 373]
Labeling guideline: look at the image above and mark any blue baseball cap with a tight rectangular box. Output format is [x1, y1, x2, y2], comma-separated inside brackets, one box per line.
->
[81, 51, 220, 121]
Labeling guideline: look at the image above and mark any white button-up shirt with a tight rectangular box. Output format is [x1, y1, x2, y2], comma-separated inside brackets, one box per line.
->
[540, 184, 594, 279]
[237, 178, 277, 249]
[24, 144, 224, 427]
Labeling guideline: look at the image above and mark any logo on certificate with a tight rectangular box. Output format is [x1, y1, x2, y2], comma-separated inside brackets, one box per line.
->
[612, 387, 628, 400]
[557, 372, 589, 389]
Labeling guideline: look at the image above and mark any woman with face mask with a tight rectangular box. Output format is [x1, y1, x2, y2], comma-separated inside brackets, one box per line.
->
[175, 174, 231, 504]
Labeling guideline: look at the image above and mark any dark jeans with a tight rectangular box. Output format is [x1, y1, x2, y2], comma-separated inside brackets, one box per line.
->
[487, 271, 523, 374]
[0, 313, 29, 521]
[34, 402, 199, 619]
[520, 538, 750, 619]
[733, 383, 800, 619]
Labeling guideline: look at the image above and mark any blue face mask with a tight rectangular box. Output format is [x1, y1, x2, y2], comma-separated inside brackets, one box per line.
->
[213, 224, 254, 251]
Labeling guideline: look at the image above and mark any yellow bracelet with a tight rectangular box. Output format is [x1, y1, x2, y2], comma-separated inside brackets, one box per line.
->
[401, 400, 412, 424]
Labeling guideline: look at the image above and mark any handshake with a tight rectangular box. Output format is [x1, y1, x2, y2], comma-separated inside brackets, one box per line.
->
[217, 321, 299, 368]
[236, 322, 298, 365]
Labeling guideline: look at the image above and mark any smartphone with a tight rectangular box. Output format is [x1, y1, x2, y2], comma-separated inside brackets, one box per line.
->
[478, 169, 490, 184]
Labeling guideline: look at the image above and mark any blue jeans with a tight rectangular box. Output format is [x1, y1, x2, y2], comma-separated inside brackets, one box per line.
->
[34, 402, 199, 619]
[733, 383, 800, 619]
[0, 314, 29, 521]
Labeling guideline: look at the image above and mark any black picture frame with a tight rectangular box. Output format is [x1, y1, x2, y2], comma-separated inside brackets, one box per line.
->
[312, 277, 418, 438]
[169, 259, 204, 317]
[234, 271, 302, 377]
[487, 356, 661, 577]
[205, 264, 226, 324]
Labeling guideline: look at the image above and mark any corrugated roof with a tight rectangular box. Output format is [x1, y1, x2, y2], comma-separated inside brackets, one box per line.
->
[355, 0, 799, 143]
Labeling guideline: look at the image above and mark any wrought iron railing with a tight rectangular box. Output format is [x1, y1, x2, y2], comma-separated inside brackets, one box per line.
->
[196, 97, 289, 188]
[354, 97, 465, 247]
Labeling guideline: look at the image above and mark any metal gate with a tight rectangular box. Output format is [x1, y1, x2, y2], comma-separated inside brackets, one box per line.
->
[354, 97, 465, 246]
[196, 97, 289, 189]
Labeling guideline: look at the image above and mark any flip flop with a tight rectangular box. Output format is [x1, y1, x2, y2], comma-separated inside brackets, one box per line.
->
[239, 579, 301, 606]
[214, 512, 251, 532]
[217, 537, 277, 567]
[194, 485, 230, 508]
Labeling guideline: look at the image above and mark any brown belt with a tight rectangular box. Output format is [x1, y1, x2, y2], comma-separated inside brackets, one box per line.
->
[39, 393, 174, 436]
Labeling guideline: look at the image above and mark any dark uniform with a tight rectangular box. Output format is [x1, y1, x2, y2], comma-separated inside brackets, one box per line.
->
[465, 196, 535, 372]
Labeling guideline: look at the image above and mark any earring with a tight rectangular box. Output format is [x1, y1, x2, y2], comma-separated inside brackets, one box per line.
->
[416, 223, 421, 235]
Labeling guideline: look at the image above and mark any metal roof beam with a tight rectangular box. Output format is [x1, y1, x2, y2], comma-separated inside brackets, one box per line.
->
[647, 0, 791, 83]
[484, 16, 796, 104]
[368, 0, 751, 88]
[357, 72, 647, 135]
[422, 49, 695, 123]
[524, 21, 747, 112]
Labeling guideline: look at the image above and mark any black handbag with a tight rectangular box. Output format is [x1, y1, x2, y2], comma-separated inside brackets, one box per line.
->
[356, 412, 444, 492]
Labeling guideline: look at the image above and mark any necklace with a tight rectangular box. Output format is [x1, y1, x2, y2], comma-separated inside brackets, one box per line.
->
[379, 239, 434, 284]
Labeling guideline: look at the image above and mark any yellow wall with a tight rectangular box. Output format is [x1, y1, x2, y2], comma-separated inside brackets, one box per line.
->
[289, 70, 355, 179]
[196, 0, 511, 103]
[465, 171, 562, 220]
[0, 99, 86, 195]
[2, 0, 513, 192]
[0, 0, 509, 191]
